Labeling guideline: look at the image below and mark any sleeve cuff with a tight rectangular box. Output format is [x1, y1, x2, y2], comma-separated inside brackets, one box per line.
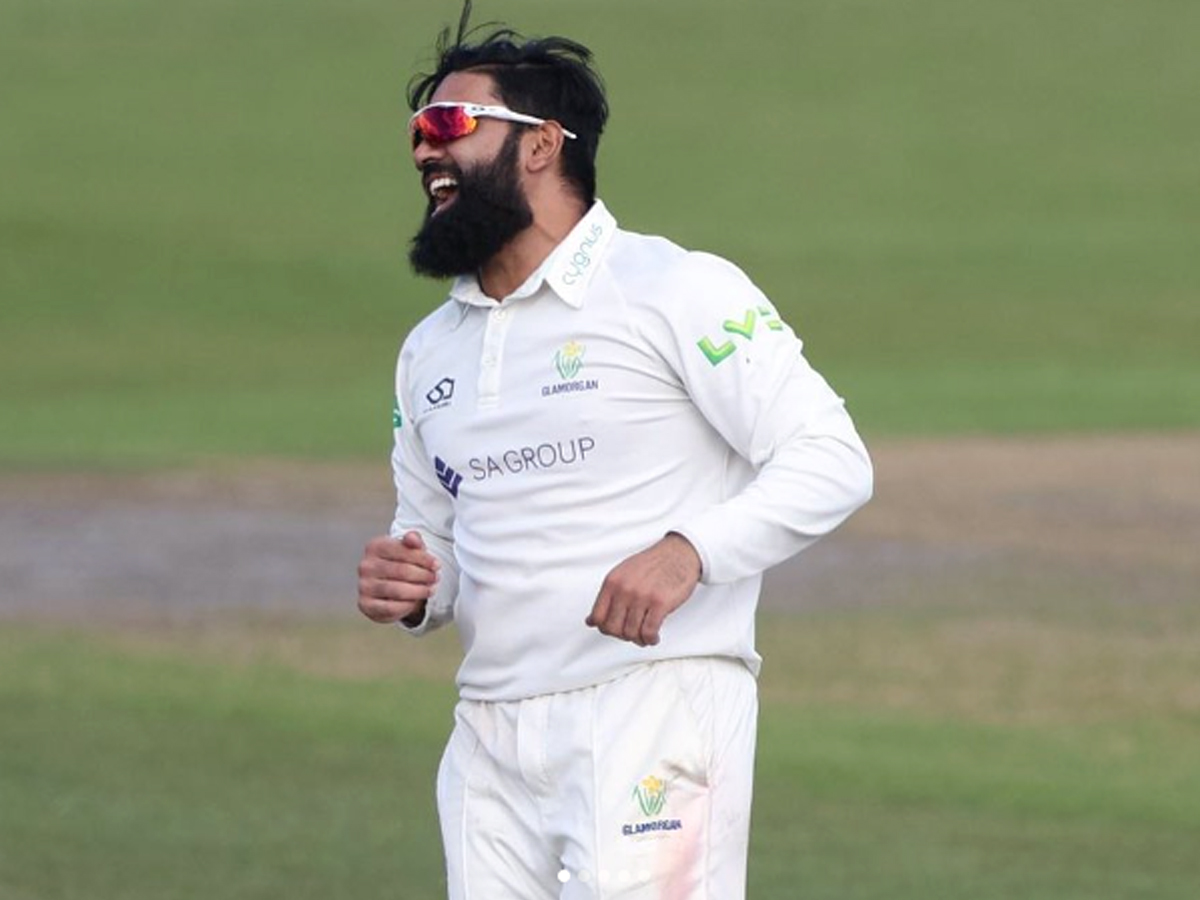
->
[668, 525, 716, 585]
[392, 540, 459, 636]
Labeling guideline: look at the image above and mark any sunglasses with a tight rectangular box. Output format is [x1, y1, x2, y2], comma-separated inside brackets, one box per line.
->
[408, 102, 579, 149]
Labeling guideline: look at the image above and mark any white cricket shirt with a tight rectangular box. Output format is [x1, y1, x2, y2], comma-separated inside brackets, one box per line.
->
[390, 201, 872, 701]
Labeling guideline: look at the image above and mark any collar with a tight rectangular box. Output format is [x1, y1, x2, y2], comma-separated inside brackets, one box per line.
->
[448, 200, 617, 310]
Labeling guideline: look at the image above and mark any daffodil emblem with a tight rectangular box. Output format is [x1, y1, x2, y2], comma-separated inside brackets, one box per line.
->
[633, 775, 667, 817]
[554, 341, 586, 380]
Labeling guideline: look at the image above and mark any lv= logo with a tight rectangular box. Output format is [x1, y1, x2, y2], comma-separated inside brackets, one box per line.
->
[697, 306, 784, 366]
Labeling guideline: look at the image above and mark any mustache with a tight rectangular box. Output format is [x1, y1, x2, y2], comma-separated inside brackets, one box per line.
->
[420, 159, 463, 182]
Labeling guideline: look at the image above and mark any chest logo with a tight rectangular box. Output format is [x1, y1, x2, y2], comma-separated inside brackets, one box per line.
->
[554, 341, 586, 379]
[542, 340, 600, 398]
[468, 436, 596, 481]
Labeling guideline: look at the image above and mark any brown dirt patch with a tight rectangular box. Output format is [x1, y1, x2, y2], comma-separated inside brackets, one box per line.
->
[2, 433, 1197, 625]
[764, 431, 1200, 617]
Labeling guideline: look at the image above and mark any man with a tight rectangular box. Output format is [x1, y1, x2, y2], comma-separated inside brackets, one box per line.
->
[357, 7, 872, 899]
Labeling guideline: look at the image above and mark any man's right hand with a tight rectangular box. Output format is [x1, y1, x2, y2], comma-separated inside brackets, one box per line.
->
[357, 531, 441, 625]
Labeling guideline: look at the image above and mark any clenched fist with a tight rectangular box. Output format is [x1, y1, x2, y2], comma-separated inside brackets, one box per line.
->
[357, 531, 440, 625]
[586, 533, 702, 647]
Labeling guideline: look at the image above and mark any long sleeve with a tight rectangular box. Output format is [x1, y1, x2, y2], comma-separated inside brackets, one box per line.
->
[389, 339, 460, 635]
[640, 252, 873, 585]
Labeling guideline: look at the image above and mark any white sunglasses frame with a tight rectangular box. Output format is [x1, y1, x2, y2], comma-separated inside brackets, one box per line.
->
[408, 101, 579, 145]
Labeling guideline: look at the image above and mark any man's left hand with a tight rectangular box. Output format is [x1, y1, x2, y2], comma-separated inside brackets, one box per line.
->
[586, 533, 702, 647]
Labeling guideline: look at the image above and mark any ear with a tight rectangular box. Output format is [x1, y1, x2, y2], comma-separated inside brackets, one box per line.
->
[524, 121, 567, 174]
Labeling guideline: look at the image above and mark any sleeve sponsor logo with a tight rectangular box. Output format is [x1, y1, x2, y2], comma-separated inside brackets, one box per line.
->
[696, 305, 785, 366]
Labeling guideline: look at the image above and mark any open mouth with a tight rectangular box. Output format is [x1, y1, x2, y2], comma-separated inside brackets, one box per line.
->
[425, 174, 459, 214]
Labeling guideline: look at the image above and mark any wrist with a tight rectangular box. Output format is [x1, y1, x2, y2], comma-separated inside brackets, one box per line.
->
[664, 531, 702, 581]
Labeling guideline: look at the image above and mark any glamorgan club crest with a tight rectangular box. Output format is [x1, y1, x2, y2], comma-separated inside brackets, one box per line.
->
[542, 340, 599, 398]
[632, 775, 667, 817]
[554, 341, 586, 381]
[622, 774, 683, 837]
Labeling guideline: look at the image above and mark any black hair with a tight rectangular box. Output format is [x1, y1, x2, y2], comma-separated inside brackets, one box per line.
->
[407, 1, 608, 206]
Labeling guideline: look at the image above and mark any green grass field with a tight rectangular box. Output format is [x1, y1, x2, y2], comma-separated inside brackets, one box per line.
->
[3, 1, 1199, 898]
[3, 607, 1199, 900]
[3, 0, 1199, 466]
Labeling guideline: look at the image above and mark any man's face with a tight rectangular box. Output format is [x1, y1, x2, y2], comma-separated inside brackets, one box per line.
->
[408, 72, 534, 279]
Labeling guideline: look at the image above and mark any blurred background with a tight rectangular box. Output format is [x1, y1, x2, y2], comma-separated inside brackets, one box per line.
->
[2, 1, 1198, 898]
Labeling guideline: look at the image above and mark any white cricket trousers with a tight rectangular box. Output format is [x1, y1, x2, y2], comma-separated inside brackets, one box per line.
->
[435, 656, 758, 900]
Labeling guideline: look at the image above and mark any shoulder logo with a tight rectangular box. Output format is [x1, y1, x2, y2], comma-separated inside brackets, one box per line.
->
[392, 395, 403, 429]
[425, 377, 455, 409]
[541, 340, 599, 398]
[697, 305, 785, 366]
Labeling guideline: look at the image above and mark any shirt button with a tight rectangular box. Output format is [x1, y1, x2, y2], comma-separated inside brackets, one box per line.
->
[494, 308, 507, 320]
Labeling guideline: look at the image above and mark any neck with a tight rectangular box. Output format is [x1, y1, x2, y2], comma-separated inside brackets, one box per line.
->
[479, 196, 587, 300]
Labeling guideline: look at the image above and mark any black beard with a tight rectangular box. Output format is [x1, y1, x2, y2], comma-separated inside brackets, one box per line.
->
[408, 131, 534, 280]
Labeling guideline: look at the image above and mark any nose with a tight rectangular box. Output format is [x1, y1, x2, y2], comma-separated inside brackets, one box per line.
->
[412, 136, 447, 169]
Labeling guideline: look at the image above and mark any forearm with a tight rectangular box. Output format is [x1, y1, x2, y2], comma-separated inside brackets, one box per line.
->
[673, 431, 873, 584]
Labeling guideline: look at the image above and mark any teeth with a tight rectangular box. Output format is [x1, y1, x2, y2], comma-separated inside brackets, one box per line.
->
[429, 176, 458, 198]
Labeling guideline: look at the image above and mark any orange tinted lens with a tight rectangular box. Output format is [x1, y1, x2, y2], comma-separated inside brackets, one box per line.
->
[411, 106, 478, 148]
